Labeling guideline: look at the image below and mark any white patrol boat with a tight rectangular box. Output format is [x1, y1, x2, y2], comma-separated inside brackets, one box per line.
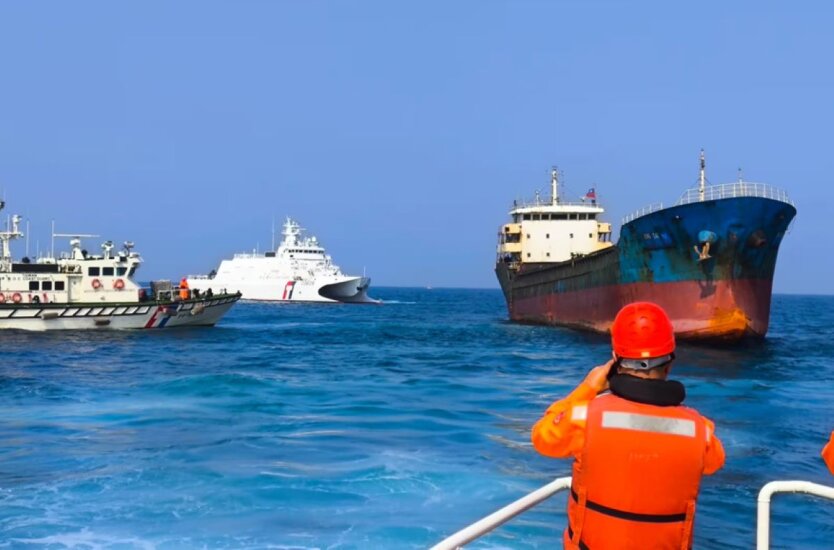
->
[187, 218, 376, 303]
[0, 201, 241, 331]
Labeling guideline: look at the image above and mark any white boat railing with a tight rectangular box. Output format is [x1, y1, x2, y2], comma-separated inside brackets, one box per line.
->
[622, 202, 664, 225]
[756, 480, 834, 550]
[622, 181, 794, 225]
[430, 476, 834, 550]
[677, 181, 794, 207]
[429, 476, 571, 550]
[511, 196, 601, 211]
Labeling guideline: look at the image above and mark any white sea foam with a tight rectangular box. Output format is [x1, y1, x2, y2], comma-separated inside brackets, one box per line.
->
[10, 528, 156, 550]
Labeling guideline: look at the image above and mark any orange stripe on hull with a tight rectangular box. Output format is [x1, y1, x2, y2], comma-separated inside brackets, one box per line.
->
[510, 278, 774, 341]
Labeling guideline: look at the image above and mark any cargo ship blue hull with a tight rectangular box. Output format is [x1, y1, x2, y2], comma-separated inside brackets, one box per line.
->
[496, 195, 796, 340]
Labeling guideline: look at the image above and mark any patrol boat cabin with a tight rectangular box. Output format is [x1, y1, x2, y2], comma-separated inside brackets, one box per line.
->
[0, 200, 240, 330]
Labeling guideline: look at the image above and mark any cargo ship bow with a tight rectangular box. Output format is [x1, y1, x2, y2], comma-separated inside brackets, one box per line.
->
[495, 153, 796, 341]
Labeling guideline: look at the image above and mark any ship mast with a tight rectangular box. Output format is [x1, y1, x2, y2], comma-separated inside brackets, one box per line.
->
[550, 167, 559, 205]
[0, 202, 24, 266]
[699, 149, 706, 202]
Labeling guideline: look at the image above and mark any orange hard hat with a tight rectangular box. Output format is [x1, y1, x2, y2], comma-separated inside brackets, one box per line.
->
[611, 302, 675, 359]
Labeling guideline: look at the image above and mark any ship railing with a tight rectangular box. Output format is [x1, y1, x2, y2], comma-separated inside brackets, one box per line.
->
[756, 480, 834, 549]
[622, 202, 664, 225]
[677, 181, 795, 206]
[511, 197, 600, 210]
[429, 477, 571, 550]
[232, 252, 268, 259]
[430, 476, 834, 550]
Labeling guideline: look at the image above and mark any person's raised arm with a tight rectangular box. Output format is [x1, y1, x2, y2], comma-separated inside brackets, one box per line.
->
[702, 417, 726, 475]
[531, 359, 615, 458]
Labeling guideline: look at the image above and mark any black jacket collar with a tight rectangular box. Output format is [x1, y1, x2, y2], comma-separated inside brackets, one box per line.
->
[608, 374, 686, 406]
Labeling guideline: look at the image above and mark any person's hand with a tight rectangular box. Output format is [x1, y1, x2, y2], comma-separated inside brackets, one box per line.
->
[584, 357, 617, 393]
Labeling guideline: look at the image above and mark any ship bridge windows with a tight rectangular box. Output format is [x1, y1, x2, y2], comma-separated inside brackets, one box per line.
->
[103, 267, 114, 276]
[42, 281, 53, 291]
[88, 267, 100, 276]
[554, 214, 567, 220]
[523, 214, 531, 220]
[128, 266, 137, 277]
[55, 281, 65, 291]
[29, 281, 39, 291]
[116, 267, 128, 276]
[532, 214, 541, 220]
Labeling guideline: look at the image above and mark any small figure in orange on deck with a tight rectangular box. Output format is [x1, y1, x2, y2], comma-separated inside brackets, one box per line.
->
[179, 277, 190, 300]
[823, 431, 834, 475]
[531, 302, 725, 550]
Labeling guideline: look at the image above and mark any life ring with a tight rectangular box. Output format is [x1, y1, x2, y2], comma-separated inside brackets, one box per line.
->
[92, 278, 103, 290]
[0, 293, 5, 304]
[12, 292, 22, 304]
[113, 278, 125, 290]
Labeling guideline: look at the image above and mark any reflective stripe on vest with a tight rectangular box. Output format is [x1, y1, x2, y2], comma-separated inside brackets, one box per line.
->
[568, 393, 706, 549]
[601, 411, 696, 438]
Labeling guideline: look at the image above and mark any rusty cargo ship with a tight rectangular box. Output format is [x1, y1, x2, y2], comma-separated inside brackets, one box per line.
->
[495, 153, 796, 340]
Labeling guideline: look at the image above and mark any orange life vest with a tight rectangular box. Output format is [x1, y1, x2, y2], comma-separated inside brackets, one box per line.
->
[179, 279, 190, 300]
[823, 431, 834, 475]
[566, 392, 708, 550]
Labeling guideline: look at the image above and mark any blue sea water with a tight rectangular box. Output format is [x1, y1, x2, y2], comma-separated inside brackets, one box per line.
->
[1, 289, 833, 549]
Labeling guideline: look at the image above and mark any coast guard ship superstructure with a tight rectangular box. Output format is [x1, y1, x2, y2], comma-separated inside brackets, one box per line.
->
[188, 218, 376, 303]
[0, 201, 240, 330]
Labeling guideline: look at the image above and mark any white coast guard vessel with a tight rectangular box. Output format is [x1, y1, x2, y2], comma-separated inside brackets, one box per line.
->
[187, 218, 376, 303]
[0, 201, 240, 330]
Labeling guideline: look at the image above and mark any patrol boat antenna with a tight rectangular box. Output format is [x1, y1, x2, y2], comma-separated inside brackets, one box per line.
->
[52, 231, 100, 261]
[0, 202, 24, 264]
[699, 149, 706, 202]
[551, 167, 559, 205]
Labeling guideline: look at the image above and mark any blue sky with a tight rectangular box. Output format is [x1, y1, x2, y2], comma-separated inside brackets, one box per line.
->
[0, 1, 831, 292]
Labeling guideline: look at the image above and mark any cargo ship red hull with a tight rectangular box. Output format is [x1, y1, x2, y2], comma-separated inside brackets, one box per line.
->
[496, 196, 796, 341]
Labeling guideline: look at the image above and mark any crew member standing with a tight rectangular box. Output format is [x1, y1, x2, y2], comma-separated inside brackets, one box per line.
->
[532, 302, 725, 550]
[823, 431, 834, 475]
[179, 277, 190, 300]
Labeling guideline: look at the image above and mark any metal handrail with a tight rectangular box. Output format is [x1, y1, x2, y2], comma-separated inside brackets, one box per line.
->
[429, 476, 572, 550]
[430, 476, 834, 549]
[622, 202, 664, 225]
[511, 200, 600, 210]
[756, 480, 834, 550]
[623, 181, 794, 225]
[677, 181, 794, 206]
